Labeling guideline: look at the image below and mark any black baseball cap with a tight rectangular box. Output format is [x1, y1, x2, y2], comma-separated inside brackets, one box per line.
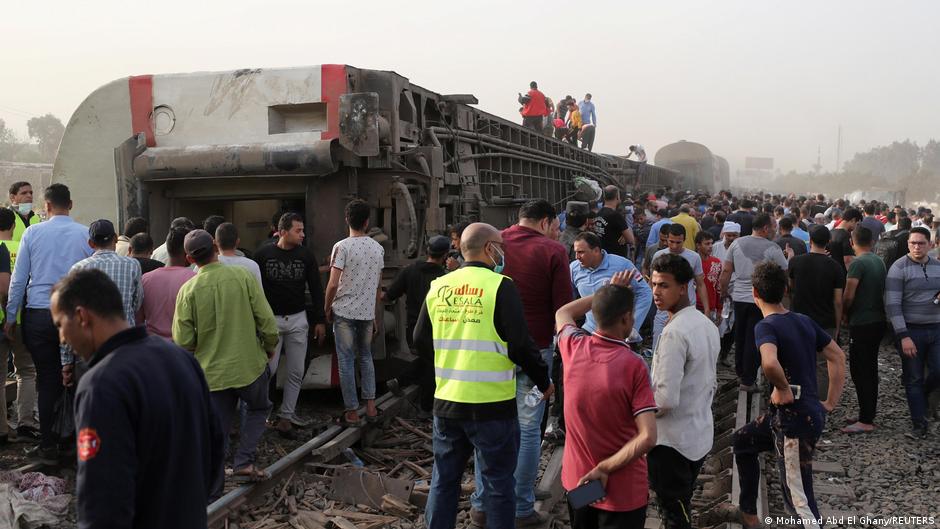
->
[88, 219, 116, 245]
[428, 235, 451, 256]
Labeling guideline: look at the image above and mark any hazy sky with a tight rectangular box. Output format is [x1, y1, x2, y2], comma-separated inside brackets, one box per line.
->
[2, 0, 939, 176]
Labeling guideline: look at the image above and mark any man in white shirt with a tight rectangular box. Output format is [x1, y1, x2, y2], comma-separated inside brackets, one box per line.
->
[648, 254, 719, 529]
[711, 221, 741, 263]
[215, 223, 262, 285]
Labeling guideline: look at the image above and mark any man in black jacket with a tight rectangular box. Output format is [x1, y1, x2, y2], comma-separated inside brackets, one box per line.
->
[384, 235, 449, 412]
[51, 269, 222, 529]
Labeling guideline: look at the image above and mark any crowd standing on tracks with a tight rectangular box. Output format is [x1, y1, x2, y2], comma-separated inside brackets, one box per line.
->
[2, 176, 939, 529]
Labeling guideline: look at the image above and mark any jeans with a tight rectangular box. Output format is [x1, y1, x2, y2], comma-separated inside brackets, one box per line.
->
[471, 347, 553, 517]
[521, 116, 543, 131]
[733, 302, 763, 386]
[648, 446, 704, 529]
[734, 407, 823, 526]
[269, 311, 309, 420]
[333, 315, 376, 411]
[850, 322, 885, 424]
[210, 367, 272, 500]
[21, 309, 62, 449]
[425, 416, 519, 529]
[897, 324, 940, 429]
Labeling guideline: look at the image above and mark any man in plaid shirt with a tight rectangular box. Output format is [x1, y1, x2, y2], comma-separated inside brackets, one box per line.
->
[62, 219, 143, 377]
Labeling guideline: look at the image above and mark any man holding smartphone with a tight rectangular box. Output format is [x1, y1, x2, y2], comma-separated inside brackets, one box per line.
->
[731, 262, 845, 529]
[555, 272, 658, 529]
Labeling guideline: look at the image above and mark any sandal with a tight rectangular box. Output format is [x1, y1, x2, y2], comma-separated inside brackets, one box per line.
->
[365, 409, 383, 424]
[232, 465, 269, 483]
[840, 422, 875, 434]
[338, 413, 363, 427]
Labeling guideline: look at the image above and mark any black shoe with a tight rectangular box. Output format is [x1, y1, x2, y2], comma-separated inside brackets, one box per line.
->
[515, 511, 548, 528]
[0, 434, 8, 447]
[16, 425, 41, 442]
[25, 444, 59, 466]
[905, 425, 928, 440]
[469, 508, 487, 529]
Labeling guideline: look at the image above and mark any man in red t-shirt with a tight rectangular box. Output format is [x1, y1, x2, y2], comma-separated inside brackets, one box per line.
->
[555, 272, 658, 529]
[695, 231, 722, 324]
[518, 81, 550, 131]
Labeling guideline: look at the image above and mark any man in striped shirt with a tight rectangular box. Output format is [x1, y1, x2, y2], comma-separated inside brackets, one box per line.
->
[885, 226, 940, 439]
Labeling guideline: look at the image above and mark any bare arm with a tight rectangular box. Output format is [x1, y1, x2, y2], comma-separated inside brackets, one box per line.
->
[620, 228, 636, 246]
[323, 267, 342, 323]
[759, 342, 796, 406]
[696, 274, 710, 314]
[719, 260, 734, 302]
[555, 296, 595, 333]
[833, 288, 843, 339]
[842, 278, 859, 320]
[820, 339, 846, 412]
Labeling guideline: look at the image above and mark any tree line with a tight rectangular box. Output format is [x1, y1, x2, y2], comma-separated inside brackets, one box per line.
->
[0, 114, 65, 163]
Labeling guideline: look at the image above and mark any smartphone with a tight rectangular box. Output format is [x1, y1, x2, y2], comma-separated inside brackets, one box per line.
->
[567, 479, 605, 509]
[790, 384, 802, 400]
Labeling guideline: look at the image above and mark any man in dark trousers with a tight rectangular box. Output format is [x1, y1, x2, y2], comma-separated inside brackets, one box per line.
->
[384, 235, 449, 413]
[732, 262, 845, 529]
[51, 269, 221, 529]
[415, 223, 552, 529]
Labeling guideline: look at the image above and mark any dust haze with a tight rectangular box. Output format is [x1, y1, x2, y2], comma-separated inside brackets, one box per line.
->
[2, 0, 938, 193]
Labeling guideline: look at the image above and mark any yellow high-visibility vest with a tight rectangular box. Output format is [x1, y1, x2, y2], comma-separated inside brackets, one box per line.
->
[425, 266, 515, 404]
[0, 239, 20, 323]
[12, 210, 40, 242]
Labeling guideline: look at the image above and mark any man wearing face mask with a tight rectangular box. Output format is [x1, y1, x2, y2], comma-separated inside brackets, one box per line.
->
[414, 223, 553, 529]
[465, 200, 572, 527]
[9, 181, 40, 241]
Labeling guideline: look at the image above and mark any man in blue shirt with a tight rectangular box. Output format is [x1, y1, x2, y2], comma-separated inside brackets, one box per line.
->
[578, 93, 596, 127]
[732, 262, 845, 529]
[646, 207, 673, 248]
[570, 232, 652, 335]
[4, 183, 92, 463]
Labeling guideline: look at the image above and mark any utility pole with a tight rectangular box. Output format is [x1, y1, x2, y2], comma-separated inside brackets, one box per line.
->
[836, 125, 842, 173]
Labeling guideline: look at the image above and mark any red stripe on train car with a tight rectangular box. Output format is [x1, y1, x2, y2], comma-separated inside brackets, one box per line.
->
[320, 64, 346, 141]
[128, 75, 156, 147]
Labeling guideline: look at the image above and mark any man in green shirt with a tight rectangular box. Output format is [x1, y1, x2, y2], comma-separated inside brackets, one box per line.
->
[172, 229, 278, 497]
[841, 226, 887, 434]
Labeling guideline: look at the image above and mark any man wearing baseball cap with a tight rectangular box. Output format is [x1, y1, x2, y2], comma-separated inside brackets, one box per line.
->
[384, 234, 451, 413]
[62, 219, 144, 384]
[172, 229, 279, 498]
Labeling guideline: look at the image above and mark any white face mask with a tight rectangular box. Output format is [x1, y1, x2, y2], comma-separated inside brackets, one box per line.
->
[17, 203, 32, 215]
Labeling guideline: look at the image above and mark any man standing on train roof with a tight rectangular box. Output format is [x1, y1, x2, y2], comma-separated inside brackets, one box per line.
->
[9, 181, 40, 241]
[518, 81, 550, 132]
[414, 222, 552, 529]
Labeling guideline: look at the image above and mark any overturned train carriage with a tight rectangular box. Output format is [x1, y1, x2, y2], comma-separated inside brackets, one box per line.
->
[53, 64, 677, 387]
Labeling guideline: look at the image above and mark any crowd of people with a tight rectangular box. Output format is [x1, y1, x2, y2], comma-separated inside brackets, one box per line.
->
[1, 177, 938, 529]
[517, 82, 600, 152]
[0, 181, 385, 527]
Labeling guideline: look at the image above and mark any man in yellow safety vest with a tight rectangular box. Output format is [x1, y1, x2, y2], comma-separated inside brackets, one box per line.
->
[0, 207, 39, 444]
[414, 222, 553, 529]
[9, 182, 40, 242]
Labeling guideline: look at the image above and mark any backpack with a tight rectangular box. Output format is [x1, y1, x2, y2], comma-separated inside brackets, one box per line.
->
[873, 230, 907, 270]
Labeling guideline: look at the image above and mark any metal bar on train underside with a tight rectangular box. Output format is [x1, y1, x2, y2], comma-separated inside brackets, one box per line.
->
[132, 140, 338, 180]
